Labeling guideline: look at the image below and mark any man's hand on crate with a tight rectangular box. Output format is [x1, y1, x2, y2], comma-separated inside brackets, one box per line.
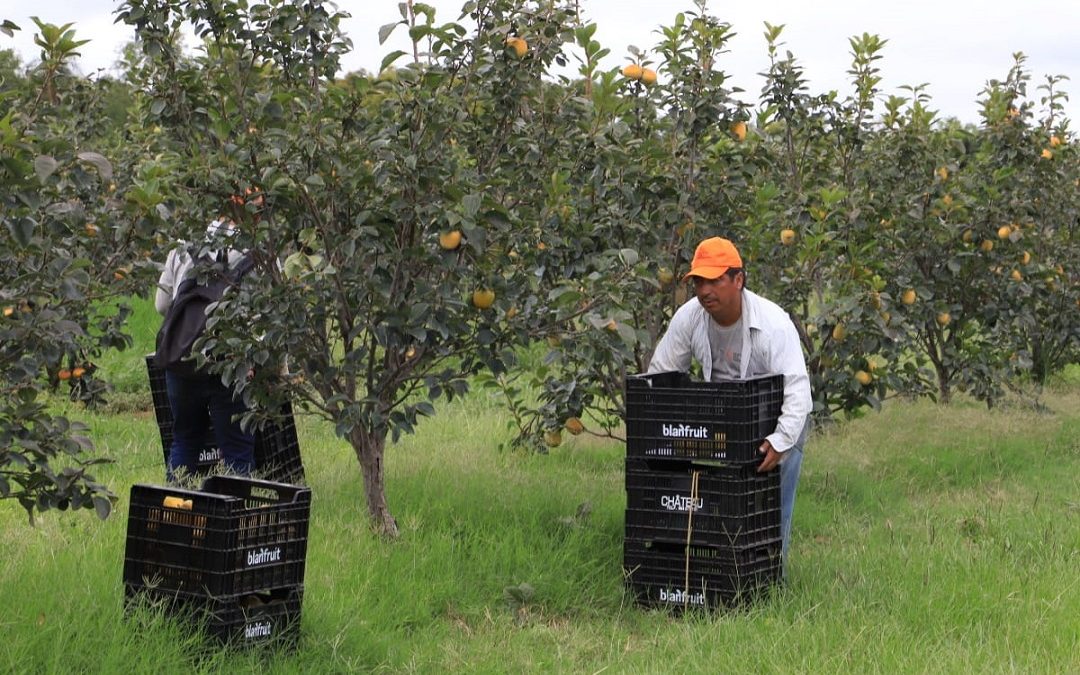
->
[757, 440, 782, 472]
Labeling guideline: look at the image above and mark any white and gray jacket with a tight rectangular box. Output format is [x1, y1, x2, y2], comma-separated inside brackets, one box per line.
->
[647, 288, 812, 453]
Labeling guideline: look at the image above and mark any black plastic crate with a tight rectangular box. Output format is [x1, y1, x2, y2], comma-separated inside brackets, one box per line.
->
[123, 477, 311, 597]
[624, 459, 780, 547]
[146, 354, 305, 484]
[624, 372, 783, 463]
[624, 538, 781, 610]
[624, 537, 781, 580]
[125, 583, 303, 647]
[626, 576, 773, 611]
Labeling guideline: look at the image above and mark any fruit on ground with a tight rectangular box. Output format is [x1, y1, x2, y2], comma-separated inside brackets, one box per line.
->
[72, 367, 86, 378]
[565, 417, 584, 435]
[439, 230, 462, 250]
[780, 228, 796, 245]
[472, 289, 495, 309]
[901, 289, 917, 305]
[58, 369, 72, 381]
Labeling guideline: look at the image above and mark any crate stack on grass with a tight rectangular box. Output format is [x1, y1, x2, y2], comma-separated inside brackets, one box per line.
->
[123, 476, 311, 647]
[623, 371, 785, 610]
[146, 354, 305, 485]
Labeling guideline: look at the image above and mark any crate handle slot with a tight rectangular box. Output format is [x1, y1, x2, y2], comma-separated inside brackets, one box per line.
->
[162, 496, 193, 510]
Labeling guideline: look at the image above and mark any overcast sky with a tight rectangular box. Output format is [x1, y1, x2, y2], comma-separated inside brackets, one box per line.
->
[4, 0, 1079, 125]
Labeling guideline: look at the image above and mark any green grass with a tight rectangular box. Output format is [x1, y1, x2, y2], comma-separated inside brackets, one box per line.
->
[3, 300, 1078, 672]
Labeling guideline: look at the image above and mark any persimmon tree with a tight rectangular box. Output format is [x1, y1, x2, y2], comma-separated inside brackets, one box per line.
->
[0, 19, 161, 521]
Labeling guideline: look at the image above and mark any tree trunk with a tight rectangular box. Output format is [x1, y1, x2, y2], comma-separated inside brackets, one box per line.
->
[349, 425, 399, 537]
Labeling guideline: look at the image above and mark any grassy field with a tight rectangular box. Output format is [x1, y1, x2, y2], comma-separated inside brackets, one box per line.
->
[2, 299, 1078, 673]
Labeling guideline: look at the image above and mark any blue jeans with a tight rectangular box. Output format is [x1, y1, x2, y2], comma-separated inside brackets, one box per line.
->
[778, 419, 809, 573]
[165, 370, 255, 481]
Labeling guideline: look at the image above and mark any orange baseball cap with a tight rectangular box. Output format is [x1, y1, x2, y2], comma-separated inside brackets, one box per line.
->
[683, 237, 743, 280]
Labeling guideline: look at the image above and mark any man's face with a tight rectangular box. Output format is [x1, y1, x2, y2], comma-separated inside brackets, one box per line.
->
[692, 271, 743, 326]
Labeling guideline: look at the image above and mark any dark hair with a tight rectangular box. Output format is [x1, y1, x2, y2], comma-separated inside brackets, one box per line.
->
[725, 267, 746, 287]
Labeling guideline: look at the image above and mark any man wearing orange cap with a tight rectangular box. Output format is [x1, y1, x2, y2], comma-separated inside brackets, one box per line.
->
[648, 237, 812, 568]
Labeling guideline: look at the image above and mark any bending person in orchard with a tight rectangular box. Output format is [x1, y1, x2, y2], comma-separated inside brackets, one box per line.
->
[648, 236, 812, 568]
[155, 195, 257, 481]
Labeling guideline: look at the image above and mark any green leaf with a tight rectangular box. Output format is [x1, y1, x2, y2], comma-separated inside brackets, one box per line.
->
[380, 50, 406, 72]
[378, 21, 399, 45]
[8, 216, 35, 247]
[34, 155, 58, 181]
[462, 193, 482, 217]
[304, 174, 326, 188]
[93, 496, 112, 520]
[76, 152, 113, 179]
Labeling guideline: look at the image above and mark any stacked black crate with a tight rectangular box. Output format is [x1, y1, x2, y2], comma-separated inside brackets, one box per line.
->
[623, 371, 784, 610]
[123, 476, 311, 647]
[147, 354, 305, 484]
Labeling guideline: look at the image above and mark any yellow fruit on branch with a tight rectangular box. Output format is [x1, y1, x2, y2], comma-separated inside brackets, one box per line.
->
[605, 319, 618, 332]
[901, 289, 917, 305]
[1041, 148, 1053, 160]
[962, 229, 973, 243]
[657, 268, 674, 286]
[854, 370, 872, 386]
[543, 430, 563, 448]
[780, 228, 796, 246]
[439, 230, 462, 250]
[564, 417, 585, 435]
[505, 306, 519, 319]
[2, 306, 13, 318]
[1021, 251, 1031, 265]
[1050, 135, 1062, 147]
[505, 36, 528, 59]
[997, 225, 1012, 240]
[936, 166, 949, 181]
[936, 312, 951, 327]
[831, 323, 846, 341]
[621, 63, 643, 80]
[730, 121, 747, 141]
[471, 289, 496, 309]
[870, 291, 882, 310]
[640, 68, 657, 86]
[980, 240, 994, 253]
[1009, 269, 1023, 282]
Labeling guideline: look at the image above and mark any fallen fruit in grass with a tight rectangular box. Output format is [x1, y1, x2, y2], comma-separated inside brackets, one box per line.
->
[58, 369, 72, 381]
[72, 367, 86, 378]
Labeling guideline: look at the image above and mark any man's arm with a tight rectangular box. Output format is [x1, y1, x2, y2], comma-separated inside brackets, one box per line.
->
[759, 315, 812, 470]
[646, 302, 696, 374]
